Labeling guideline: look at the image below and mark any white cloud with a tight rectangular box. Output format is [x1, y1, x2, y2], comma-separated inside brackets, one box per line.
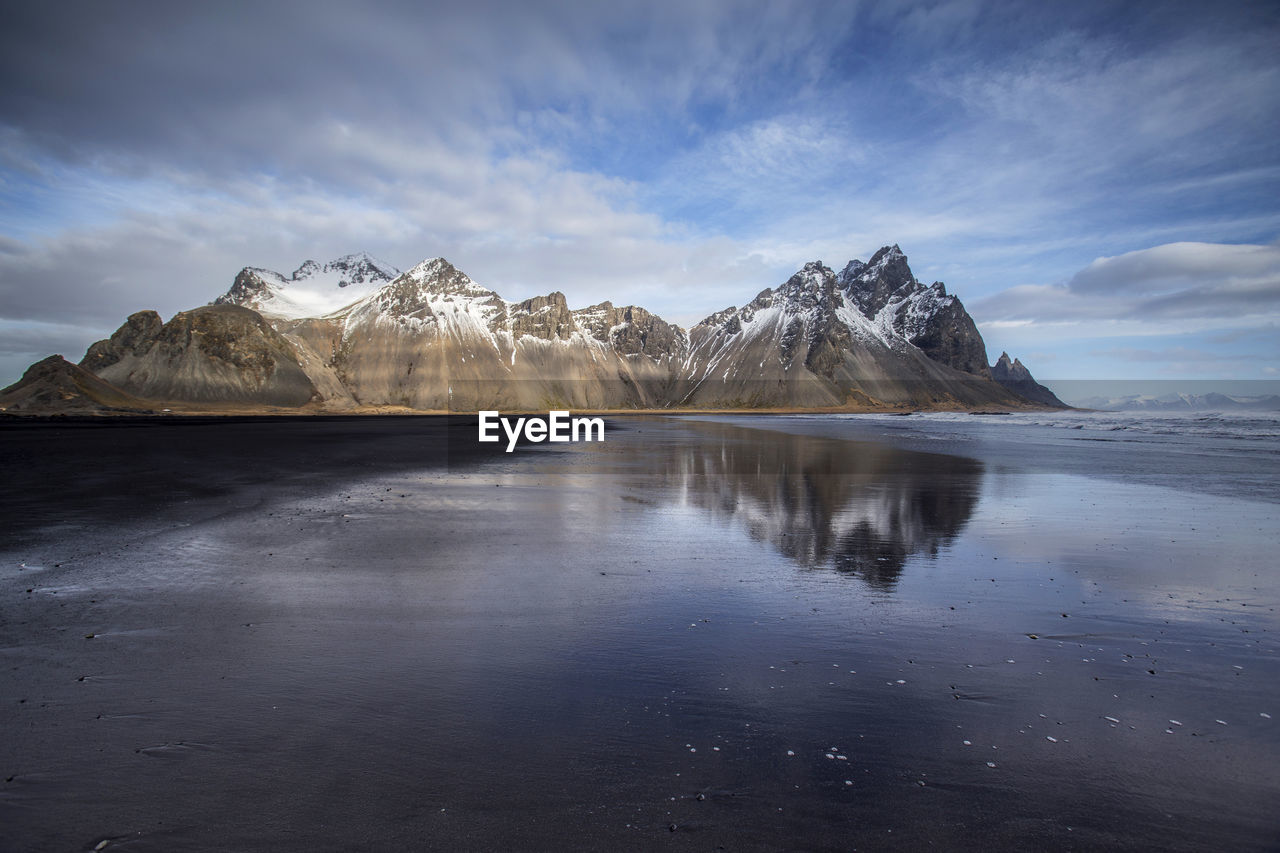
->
[1070, 242, 1280, 294]
[972, 241, 1280, 330]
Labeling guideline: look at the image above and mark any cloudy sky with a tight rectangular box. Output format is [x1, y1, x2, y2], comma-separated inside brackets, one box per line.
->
[2, 0, 1278, 391]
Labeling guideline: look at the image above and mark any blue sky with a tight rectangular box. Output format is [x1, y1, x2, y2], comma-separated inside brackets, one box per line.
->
[2, 0, 1278, 394]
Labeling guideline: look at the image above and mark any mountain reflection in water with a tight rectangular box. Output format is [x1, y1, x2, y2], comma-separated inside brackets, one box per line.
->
[613, 419, 984, 589]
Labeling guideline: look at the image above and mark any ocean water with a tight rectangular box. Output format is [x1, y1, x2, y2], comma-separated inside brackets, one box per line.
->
[689, 410, 1280, 503]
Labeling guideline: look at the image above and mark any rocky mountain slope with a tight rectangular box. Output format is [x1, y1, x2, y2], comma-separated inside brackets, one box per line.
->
[675, 249, 1020, 409]
[839, 246, 992, 378]
[252, 258, 687, 410]
[79, 305, 319, 407]
[0, 355, 156, 414]
[4, 246, 1063, 413]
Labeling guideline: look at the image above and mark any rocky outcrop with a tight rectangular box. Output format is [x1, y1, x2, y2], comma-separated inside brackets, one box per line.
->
[81, 310, 164, 372]
[510, 292, 576, 341]
[990, 352, 1067, 408]
[572, 302, 686, 359]
[80, 305, 318, 407]
[0, 355, 154, 414]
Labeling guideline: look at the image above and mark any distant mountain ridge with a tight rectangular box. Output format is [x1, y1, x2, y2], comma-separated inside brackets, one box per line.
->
[2, 246, 1065, 414]
[1071, 392, 1280, 412]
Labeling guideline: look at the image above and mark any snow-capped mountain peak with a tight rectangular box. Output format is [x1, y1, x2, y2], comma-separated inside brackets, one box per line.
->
[396, 258, 494, 298]
[291, 259, 323, 280]
[831, 245, 991, 377]
[318, 251, 400, 285]
[838, 244, 919, 316]
[775, 261, 840, 306]
[216, 252, 401, 319]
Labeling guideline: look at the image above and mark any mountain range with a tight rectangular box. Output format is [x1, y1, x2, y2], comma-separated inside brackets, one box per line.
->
[1, 246, 1066, 414]
[1071, 392, 1280, 412]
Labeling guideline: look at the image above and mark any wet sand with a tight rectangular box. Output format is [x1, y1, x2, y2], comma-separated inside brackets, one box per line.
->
[2, 415, 1277, 851]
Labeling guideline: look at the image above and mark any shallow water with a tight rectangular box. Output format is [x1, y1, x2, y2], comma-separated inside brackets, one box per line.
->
[693, 410, 1280, 502]
[1, 416, 1277, 851]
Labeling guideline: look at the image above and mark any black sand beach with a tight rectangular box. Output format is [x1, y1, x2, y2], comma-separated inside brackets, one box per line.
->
[2, 415, 1278, 851]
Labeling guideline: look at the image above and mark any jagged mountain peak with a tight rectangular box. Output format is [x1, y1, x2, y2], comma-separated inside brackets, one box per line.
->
[867, 243, 906, 266]
[402, 256, 453, 278]
[992, 351, 1032, 382]
[838, 245, 919, 314]
[284, 251, 401, 284]
[767, 261, 840, 311]
[217, 252, 402, 319]
[572, 301, 688, 358]
[395, 257, 496, 300]
[349, 257, 507, 328]
[574, 300, 614, 317]
[831, 246, 992, 378]
[781, 260, 836, 290]
[990, 352, 1066, 407]
[323, 251, 398, 280]
[292, 259, 322, 279]
[289, 253, 398, 286]
[838, 258, 865, 279]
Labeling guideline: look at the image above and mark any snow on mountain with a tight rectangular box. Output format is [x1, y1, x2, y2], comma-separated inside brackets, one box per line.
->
[267, 256, 683, 410]
[679, 252, 1014, 408]
[837, 245, 991, 378]
[1071, 392, 1280, 412]
[216, 251, 401, 320]
[65, 245, 1052, 412]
